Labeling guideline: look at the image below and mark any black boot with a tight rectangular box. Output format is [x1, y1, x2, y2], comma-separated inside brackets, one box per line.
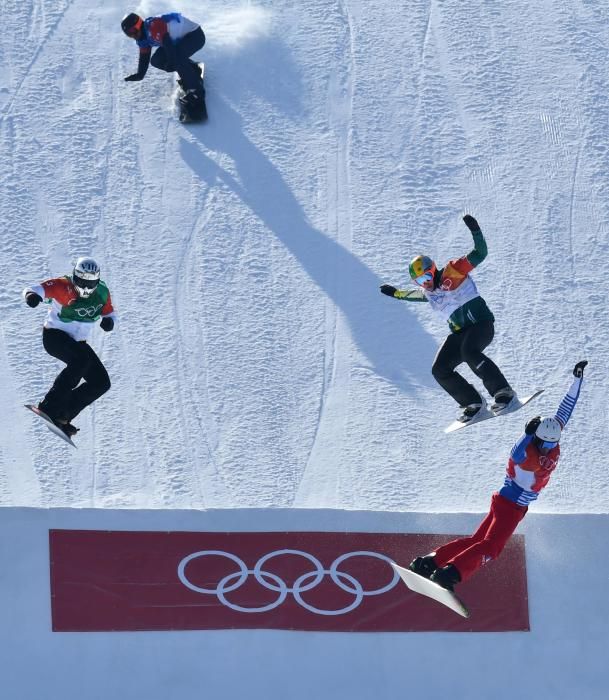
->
[37, 399, 53, 418]
[409, 553, 438, 579]
[50, 415, 79, 438]
[430, 564, 461, 591]
[59, 422, 79, 438]
[491, 387, 516, 414]
[457, 403, 483, 423]
[38, 399, 68, 423]
[179, 89, 207, 122]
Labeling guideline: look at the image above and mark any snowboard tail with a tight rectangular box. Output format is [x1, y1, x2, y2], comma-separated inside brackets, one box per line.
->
[392, 562, 470, 618]
[25, 404, 77, 448]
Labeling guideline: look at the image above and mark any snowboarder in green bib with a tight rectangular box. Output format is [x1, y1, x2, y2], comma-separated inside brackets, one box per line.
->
[23, 257, 116, 438]
[380, 215, 514, 423]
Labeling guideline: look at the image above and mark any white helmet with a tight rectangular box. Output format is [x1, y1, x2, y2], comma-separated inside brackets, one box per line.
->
[535, 417, 561, 443]
[72, 257, 100, 298]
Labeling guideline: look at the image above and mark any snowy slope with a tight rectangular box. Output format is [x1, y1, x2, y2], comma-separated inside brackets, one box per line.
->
[1, 0, 608, 513]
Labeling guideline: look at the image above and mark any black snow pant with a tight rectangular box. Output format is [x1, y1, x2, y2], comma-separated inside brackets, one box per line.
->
[431, 321, 510, 407]
[39, 328, 111, 423]
[150, 28, 205, 92]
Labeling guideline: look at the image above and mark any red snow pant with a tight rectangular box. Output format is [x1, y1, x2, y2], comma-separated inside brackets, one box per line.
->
[434, 492, 527, 582]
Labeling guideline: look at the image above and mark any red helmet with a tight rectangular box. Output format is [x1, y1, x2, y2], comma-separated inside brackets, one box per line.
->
[121, 13, 144, 38]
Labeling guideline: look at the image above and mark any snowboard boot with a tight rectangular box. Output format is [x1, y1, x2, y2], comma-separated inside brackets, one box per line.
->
[51, 415, 79, 438]
[38, 399, 67, 423]
[430, 564, 461, 592]
[59, 421, 79, 438]
[36, 400, 77, 437]
[37, 399, 53, 418]
[179, 88, 207, 122]
[491, 387, 516, 414]
[457, 403, 483, 423]
[409, 553, 438, 579]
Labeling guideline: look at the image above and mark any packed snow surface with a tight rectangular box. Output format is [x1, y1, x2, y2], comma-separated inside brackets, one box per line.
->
[1, 0, 608, 514]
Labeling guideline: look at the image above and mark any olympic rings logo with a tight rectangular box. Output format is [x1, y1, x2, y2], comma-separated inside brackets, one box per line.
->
[73, 304, 103, 318]
[177, 549, 400, 615]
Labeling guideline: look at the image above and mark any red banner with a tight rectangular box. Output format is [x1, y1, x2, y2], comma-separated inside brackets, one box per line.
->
[49, 530, 529, 632]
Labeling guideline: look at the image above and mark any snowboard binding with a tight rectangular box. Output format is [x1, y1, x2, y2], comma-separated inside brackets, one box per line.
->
[179, 88, 207, 123]
[178, 63, 207, 123]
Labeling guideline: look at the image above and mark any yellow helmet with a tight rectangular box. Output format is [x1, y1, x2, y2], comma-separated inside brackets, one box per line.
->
[409, 255, 437, 287]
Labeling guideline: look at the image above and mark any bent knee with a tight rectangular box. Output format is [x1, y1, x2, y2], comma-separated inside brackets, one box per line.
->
[94, 371, 111, 396]
[462, 350, 485, 368]
[431, 361, 452, 380]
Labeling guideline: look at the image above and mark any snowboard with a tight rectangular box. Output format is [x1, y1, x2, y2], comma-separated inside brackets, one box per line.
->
[25, 404, 76, 448]
[445, 389, 545, 434]
[392, 562, 470, 618]
[178, 63, 207, 123]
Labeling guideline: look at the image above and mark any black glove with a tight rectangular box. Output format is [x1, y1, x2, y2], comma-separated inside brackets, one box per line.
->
[525, 416, 541, 435]
[124, 73, 144, 82]
[380, 284, 397, 297]
[100, 316, 114, 332]
[573, 360, 587, 378]
[463, 214, 481, 232]
[25, 292, 42, 308]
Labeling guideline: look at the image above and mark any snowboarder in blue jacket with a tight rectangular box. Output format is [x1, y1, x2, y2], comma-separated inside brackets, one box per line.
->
[121, 12, 205, 97]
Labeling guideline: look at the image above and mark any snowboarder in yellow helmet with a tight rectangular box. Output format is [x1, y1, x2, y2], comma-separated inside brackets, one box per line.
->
[380, 215, 514, 424]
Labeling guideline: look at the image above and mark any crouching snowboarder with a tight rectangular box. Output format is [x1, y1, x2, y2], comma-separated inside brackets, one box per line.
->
[121, 11, 207, 121]
[23, 257, 116, 439]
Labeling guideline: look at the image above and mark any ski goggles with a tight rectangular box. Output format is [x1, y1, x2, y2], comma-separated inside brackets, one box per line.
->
[539, 439, 558, 450]
[414, 272, 434, 286]
[126, 18, 143, 37]
[73, 275, 99, 290]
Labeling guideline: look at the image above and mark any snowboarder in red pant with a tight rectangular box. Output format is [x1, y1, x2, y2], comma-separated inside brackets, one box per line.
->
[409, 361, 587, 591]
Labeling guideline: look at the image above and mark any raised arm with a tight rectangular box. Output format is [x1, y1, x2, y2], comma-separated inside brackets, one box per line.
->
[462, 215, 488, 267]
[510, 361, 587, 460]
[555, 361, 587, 428]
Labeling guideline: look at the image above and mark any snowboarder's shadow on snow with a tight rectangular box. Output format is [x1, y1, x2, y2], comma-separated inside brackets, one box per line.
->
[178, 95, 438, 392]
